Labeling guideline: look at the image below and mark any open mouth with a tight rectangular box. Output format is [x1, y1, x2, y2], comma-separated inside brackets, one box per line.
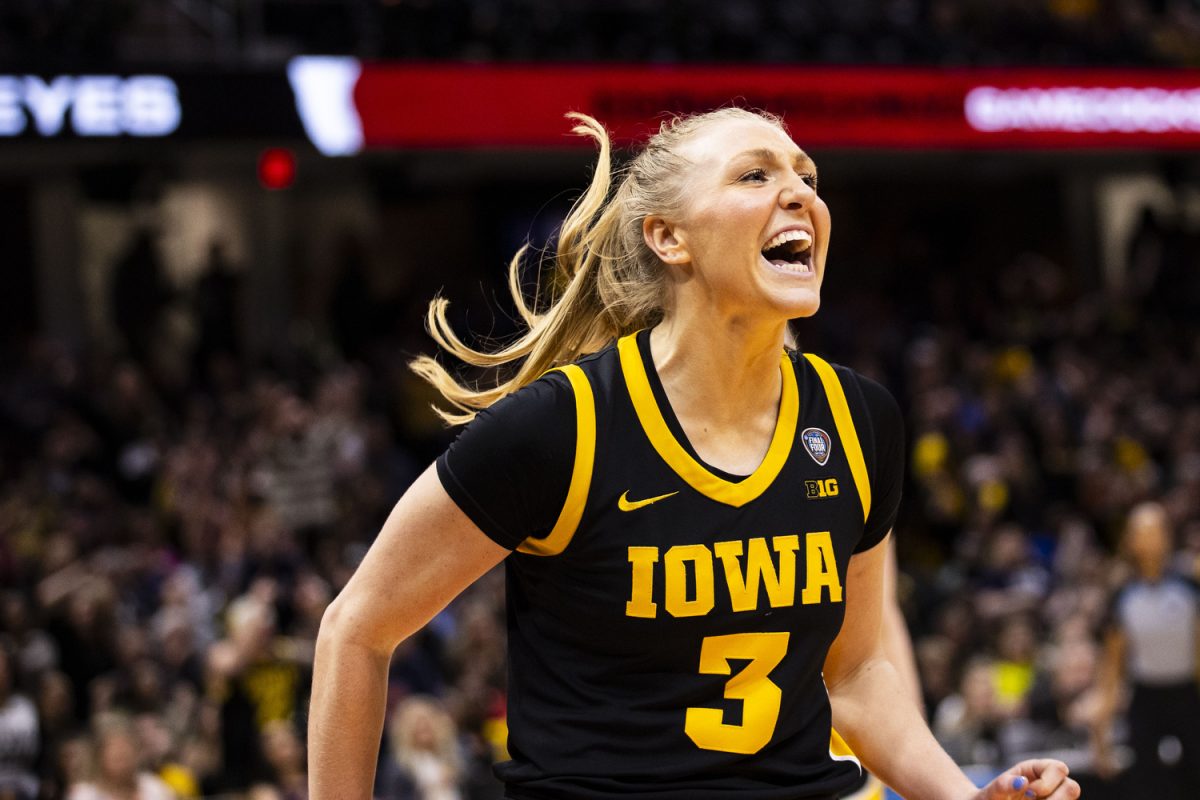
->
[761, 229, 814, 272]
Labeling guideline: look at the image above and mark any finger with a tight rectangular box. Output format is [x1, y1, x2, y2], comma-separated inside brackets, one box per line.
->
[1027, 760, 1070, 794]
[987, 773, 1031, 799]
[1041, 777, 1081, 800]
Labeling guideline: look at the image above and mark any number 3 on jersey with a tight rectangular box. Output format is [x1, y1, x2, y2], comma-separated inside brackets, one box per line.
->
[684, 632, 790, 754]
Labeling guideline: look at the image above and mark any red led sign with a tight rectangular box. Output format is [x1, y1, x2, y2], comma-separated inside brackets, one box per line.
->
[308, 64, 1200, 151]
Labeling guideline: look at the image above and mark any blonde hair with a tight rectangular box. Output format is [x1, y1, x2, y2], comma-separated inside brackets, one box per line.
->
[410, 108, 787, 424]
[387, 695, 462, 776]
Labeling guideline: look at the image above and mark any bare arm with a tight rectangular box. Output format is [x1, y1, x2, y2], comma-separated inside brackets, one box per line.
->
[826, 534, 1078, 800]
[1091, 626, 1127, 777]
[881, 536, 923, 713]
[308, 464, 510, 800]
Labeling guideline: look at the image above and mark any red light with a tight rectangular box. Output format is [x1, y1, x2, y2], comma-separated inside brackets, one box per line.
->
[258, 147, 296, 190]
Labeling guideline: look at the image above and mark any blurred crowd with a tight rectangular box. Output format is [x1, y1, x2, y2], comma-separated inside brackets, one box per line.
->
[1, 188, 1199, 800]
[2, 0, 1199, 68]
[0, 244, 506, 797]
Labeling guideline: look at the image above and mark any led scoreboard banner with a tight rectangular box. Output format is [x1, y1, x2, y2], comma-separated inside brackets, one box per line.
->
[4, 61, 1200, 153]
[0, 71, 304, 141]
[296, 61, 1200, 153]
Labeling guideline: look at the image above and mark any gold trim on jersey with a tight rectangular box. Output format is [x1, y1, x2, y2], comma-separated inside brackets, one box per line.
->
[804, 354, 871, 523]
[829, 726, 862, 769]
[840, 774, 885, 800]
[617, 333, 798, 508]
[517, 364, 595, 556]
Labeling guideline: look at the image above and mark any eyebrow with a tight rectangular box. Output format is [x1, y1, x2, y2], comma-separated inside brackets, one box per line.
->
[732, 147, 817, 172]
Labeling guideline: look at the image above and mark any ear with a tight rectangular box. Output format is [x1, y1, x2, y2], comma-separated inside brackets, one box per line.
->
[643, 216, 690, 266]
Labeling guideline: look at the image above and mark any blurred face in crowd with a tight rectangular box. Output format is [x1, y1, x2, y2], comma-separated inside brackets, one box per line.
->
[652, 117, 831, 324]
[262, 721, 304, 771]
[996, 616, 1036, 663]
[38, 671, 73, 722]
[98, 727, 139, 784]
[1053, 640, 1097, 697]
[962, 661, 997, 718]
[1125, 502, 1171, 577]
[410, 705, 439, 751]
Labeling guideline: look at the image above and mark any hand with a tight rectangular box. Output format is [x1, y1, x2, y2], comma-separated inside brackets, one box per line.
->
[975, 760, 1080, 800]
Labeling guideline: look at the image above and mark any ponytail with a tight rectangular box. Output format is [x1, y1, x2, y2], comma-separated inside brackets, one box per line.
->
[410, 108, 785, 424]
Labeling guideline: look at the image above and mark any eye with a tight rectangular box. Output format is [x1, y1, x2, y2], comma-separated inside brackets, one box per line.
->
[799, 172, 819, 191]
[738, 168, 768, 183]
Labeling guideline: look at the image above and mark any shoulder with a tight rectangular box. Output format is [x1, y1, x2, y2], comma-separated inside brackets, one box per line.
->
[482, 368, 575, 423]
[837, 365, 902, 432]
[446, 369, 577, 459]
[795, 353, 901, 432]
[468, 344, 614, 429]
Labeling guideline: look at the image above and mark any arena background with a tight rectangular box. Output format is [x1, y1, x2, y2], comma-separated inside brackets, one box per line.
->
[1, 2, 1199, 799]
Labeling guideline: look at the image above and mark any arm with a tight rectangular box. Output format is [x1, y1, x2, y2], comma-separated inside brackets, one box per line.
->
[1090, 626, 1127, 778]
[825, 534, 1079, 800]
[308, 464, 510, 800]
[881, 536, 923, 713]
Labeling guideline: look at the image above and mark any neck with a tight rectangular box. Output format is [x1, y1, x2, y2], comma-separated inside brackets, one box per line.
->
[1138, 561, 1165, 581]
[100, 775, 137, 795]
[650, 312, 787, 429]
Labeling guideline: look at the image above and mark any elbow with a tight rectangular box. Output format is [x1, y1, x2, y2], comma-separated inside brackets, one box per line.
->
[315, 594, 392, 661]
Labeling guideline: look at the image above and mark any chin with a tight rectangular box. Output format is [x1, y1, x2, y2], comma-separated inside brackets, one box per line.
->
[778, 290, 821, 319]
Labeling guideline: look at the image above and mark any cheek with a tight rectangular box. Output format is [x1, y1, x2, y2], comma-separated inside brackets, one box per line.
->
[815, 198, 832, 236]
[814, 199, 833, 258]
[682, 201, 760, 261]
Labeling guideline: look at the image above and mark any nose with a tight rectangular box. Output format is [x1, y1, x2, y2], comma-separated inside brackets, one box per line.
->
[779, 174, 815, 209]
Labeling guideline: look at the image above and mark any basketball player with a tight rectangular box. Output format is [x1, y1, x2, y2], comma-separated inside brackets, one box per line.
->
[308, 109, 1080, 800]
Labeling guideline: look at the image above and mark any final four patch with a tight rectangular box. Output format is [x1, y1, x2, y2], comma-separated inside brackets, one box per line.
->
[801, 427, 832, 466]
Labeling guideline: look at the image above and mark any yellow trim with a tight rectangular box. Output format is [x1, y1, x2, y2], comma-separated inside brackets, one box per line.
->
[841, 774, 885, 800]
[829, 726, 856, 759]
[804, 354, 871, 523]
[617, 333, 798, 508]
[517, 364, 595, 556]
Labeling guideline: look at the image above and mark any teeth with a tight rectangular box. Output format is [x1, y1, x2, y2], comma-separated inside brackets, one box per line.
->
[762, 229, 813, 253]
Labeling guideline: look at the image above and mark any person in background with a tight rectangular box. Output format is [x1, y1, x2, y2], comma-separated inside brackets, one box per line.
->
[1092, 501, 1200, 799]
[66, 713, 175, 800]
[207, 593, 306, 793]
[0, 644, 39, 800]
[259, 720, 307, 800]
[935, 658, 1005, 767]
[376, 696, 464, 800]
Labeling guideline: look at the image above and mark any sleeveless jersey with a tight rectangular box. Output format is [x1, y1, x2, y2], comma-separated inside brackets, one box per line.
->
[438, 330, 900, 799]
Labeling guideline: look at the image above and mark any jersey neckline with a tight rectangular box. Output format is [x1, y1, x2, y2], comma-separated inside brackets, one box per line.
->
[617, 329, 799, 508]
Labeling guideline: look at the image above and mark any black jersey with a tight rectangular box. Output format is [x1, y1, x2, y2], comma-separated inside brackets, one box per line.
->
[437, 329, 904, 800]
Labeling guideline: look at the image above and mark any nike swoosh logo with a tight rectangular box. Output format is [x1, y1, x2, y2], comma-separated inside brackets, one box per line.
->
[618, 490, 679, 512]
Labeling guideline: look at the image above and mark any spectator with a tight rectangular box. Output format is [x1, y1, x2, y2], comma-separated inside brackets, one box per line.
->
[66, 713, 175, 800]
[258, 720, 307, 800]
[108, 228, 174, 370]
[0, 645, 39, 800]
[206, 593, 306, 793]
[934, 657, 1006, 766]
[377, 696, 465, 800]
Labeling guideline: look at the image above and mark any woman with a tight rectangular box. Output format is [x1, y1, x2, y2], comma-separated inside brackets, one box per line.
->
[1093, 502, 1200, 797]
[376, 696, 464, 800]
[66, 713, 175, 800]
[309, 109, 1080, 800]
